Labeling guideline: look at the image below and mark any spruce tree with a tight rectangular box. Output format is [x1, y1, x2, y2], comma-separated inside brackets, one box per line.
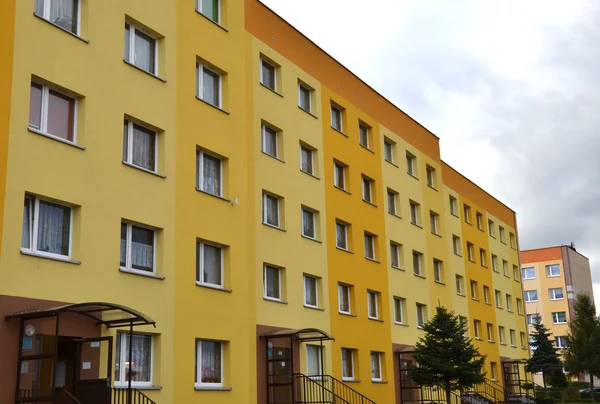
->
[408, 306, 486, 404]
[525, 315, 563, 392]
[564, 293, 600, 401]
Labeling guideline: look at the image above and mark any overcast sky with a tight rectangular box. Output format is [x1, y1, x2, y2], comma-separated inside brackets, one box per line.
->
[262, 0, 600, 304]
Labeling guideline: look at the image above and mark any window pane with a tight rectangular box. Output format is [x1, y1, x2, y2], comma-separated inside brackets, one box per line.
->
[200, 341, 222, 383]
[120, 223, 127, 267]
[265, 195, 278, 226]
[302, 209, 315, 238]
[131, 226, 154, 272]
[134, 29, 156, 73]
[49, 0, 78, 33]
[364, 235, 373, 258]
[342, 349, 352, 378]
[336, 223, 346, 249]
[123, 121, 129, 161]
[201, 0, 219, 22]
[263, 126, 277, 157]
[34, 0, 44, 16]
[304, 276, 317, 306]
[124, 24, 130, 60]
[202, 154, 221, 196]
[22, 197, 32, 249]
[261, 60, 275, 89]
[368, 293, 377, 317]
[390, 244, 399, 267]
[37, 200, 70, 256]
[335, 164, 344, 188]
[299, 86, 310, 110]
[131, 124, 156, 171]
[120, 333, 151, 383]
[331, 107, 341, 130]
[29, 82, 43, 129]
[306, 345, 321, 376]
[202, 68, 220, 106]
[47, 89, 74, 141]
[265, 266, 280, 299]
[371, 353, 381, 379]
[202, 244, 222, 285]
[300, 146, 312, 173]
[339, 286, 349, 312]
[360, 126, 368, 147]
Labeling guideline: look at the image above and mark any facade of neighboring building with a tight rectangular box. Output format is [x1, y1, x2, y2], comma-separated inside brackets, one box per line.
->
[0, 1, 528, 404]
[520, 245, 595, 384]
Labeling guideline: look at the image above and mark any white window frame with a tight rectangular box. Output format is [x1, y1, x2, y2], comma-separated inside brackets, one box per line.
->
[364, 232, 375, 260]
[456, 275, 464, 295]
[426, 165, 435, 188]
[390, 242, 401, 269]
[416, 303, 426, 328]
[495, 290, 502, 308]
[338, 284, 351, 314]
[552, 311, 567, 324]
[123, 120, 158, 173]
[510, 330, 517, 347]
[453, 236, 461, 255]
[303, 275, 319, 308]
[262, 192, 280, 228]
[409, 201, 420, 225]
[336, 221, 348, 250]
[263, 264, 282, 302]
[430, 212, 439, 234]
[449, 196, 458, 216]
[115, 332, 153, 387]
[394, 297, 405, 324]
[521, 332, 527, 349]
[433, 259, 442, 283]
[490, 362, 497, 381]
[549, 287, 564, 300]
[261, 123, 279, 158]
[383, 138, 394, 163]
[491, 255, 498, 272]
[300, 144, 315, 175]
[196, 0, 221, 24]
[370, 352, 382, 382]
[470, 281, 478, 300]
[362, 176, 373, 203]
[333, 161, 346, 190]
[35, 0, 81, 35]
[506, 295, 513, 312]
[330, 104, 342, 131]
[526, 314, 538, 326]
[555, 336, 567, 349]
[521, 267, 535, 280]
[413, 251, 422, 276]
[480, 249, 487, 266]
[510, 233, 516, 248]
[195, 339, 224, 387]
[298, 83, 312, 112]
[22, 195, 73, 260]
[517, 298, 523, 314]
[29, 81, 78, 143]
[367, 291, 379, 320]
[301, 208, 317, 239]
[125, 22, 159, 75]
[196, 241, 224, 288]
[406, 152, 416, 176]
[467, 243, 474, 261]
[306, 345, 323, 377]
[359, 123, 370, 149]
[387, 189, 397, 215]
[260, 57, 277, 91]
[488, 220, 495, 237]
[341, 348, 354, 381]
[483, 286, 490, 304]
[524, 290, 538, 302]
[498, 326, 505, 344]
[196, 150, 223, 197]
[474, 320, 481, 339]
[503, 260, 509, 277]
[197, 63, 222, 107]
[499, 227, 506, 243]
[476, 212, 483, 230]
[120, 221, 156, 275]
[546, 264, 561, 277]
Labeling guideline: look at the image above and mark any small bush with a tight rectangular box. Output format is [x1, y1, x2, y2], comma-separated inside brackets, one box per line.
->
[562, 387, 580, 399]
[535, 397, 555, 404]
[570, 381, 590, 389]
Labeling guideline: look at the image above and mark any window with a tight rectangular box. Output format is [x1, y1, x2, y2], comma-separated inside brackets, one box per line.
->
[495, 290, 502, 308]
[526, 314, 538, 326]
[261, 123, 279, 158]
[338, 284, 351, 314]
[22, 195, 72, 259]
[124, 23, 157, 75]
[452, 235, 461, 255]
[449, 196, 458, 216]
[34, 0, 79, 33]
[120, 222, 155, 274]
[503, 260, 509, 277]
[430, 211, 440, 235]
[491, 255, 498, 273]
[384, 138, 395, 163]
[195, 340, 223, 387]
[426, 165, 436, 188]
[370, 352, 382, 382]
[409, 201, 420, 226]
[115, 332, 152, 386]
[300, 144, 315, 175]
[433, 259, 443, 283]
[263, 264, 282, 301]
[474, 320, 481, 339]
[304, 275, 319, 308]
[521, 266, 535, 280]
[29, 81, 76, 142]
[488, 220, 495, 237]
[306, 345, 323, 376]
[331, 104, 343, 131]
[390, 242, 402, 269]
[510, 330, 517, 347]
[362, 176, 374, 203]
[470, 281, 478, 300]
[298, 82, 312, 112]
[499, 226, 506, 243]
[394, 297, 406, 324]
[517, 298, 523, 314]
[549, 288, 564, 300]
[498, 326, 505, 344]
[359, 122, 370, 149]
[367, 290, 380, 319]
[510, 232, 516, 248]
[487, 323, 494, 342]
[524, 290, 538, 302]
[364, 232, 376, 260]
[463, 205, 471, 224]
[302, 208, 317, 239]
[197, 63, 222, 107]
[413, 251, 423, 276]
[546, 264, 561, 277]
[416, 303, 427, 328]
[490, 362, 497, 381]
[333, 161, 347, 190]
[467, 242, 474, 261]
[483, 286, 490, 304]
[476, 212, 483, 230]
[336, 221, 348, 250]
[506, 295, 513, 312]
[406, 152, 417, 176]
[520, 332, 527, 349]
[196, 241, 224, 287]
[480, 249, 487, 266]
[460, 316, 469, 339]
[552, 311, 567, 324]
[456, 275, 465, 295]
[555, 336, 567, 349]
[387, 189, 398, 215]
[196, 150, 222, 196]
[341, 349, 355, 381]
[123, 120, 157, 172]
[262, 192, 281, 228]
[260, 57, 277, 91]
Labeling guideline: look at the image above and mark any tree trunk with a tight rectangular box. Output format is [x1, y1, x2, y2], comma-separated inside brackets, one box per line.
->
[445, 380, 452, 404]
[542, 369, 547, 396]
[591, 373, 595, 402]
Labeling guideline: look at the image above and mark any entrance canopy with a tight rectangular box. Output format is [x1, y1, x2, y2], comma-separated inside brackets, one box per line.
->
[5, 301, 155, 328]
[262, 327, 333, 342]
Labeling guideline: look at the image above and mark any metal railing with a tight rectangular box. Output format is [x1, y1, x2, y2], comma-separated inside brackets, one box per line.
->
[112, 387, 157, 404]
[462, 378, 507, 404]
[58, 388, 85, 404]
[294, 373, 376, 404]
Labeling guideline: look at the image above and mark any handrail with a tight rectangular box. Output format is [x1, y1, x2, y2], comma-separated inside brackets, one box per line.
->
[111, 387, 157, 404]
[59, 388, 84, 404]
[462, 378, 506, 404]
[294, 373, 376, 404]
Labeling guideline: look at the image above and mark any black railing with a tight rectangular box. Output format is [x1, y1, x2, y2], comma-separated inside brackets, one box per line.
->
[112, 387, 157, 404]
[462, 378, 506, 404]
[294, 373, 376, 404]
[414, 384, 464, 404]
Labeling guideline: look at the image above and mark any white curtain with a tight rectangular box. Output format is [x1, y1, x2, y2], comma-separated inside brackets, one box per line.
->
[306, 345, 321, 376]
[262, 62, 274, 88]
[304, 276, 316, 306]
[202, 69, 219, 106]
[37, 201, 70, 256]
[336, 223, 346, 249]
[202, 244, 221, 285]
[300, 147, 312, 173]
[265, 196, 278, 225]
[331, 108, 341, 129]
[120, 334, 151, 382]
[302, 210, 314, 237]
[22, 198, 31, 249]
[364, 236, 373, 258]
[132, 124, 155, 171]
[131, 226, 153, 272]
[200, 341, 221, 383]
[49, 0, 77, 33]
[202, 154, 221, 195]
[134, 30, 155, 73]
[34, 0, 44, 16]
[263, 128, 277, 156]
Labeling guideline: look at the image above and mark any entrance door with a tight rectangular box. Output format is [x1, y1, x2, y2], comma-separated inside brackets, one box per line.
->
[72, 337, 113, 404]
[267, 347, 293, 404]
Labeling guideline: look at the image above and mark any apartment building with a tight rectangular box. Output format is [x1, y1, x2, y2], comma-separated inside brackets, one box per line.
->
[0, 1, 528, 404]
[520, 245, 594, 384]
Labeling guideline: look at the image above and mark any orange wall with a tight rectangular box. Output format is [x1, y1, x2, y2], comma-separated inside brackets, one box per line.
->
[521, 247, 563, 264]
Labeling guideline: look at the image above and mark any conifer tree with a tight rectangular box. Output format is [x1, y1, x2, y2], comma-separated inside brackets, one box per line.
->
[526, 315, 563, 392]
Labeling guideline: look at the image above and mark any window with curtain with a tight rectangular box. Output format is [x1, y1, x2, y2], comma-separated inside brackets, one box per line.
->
[359, 124, 370, 148]
[34, 0, 79, 34]
[300, 145, 313, 174]
[197, 151, 222, 196]
[196, 242, 223, 287]
[371, 352, 382, 381]
[261, 124, 278, 158]
[334, 162, 346, 189]
[262, 193, 279, 227]
[197, 0, 219, 23]
[364, 233, 375, 259]
[384, 139, 394, 162]
[115, 332, 152, 385]
[120, 222, 155, 273]
[261, 59, 276, 90]
[336, 222, 347, 250]
[390, 243, 401, 268]
[304, 275, 318, 307]
[387, 190, 397, 214]
[306, 345, 322, 377]
[298, 84, 311, 112]
[28, 82, 76, 142]
[302, 208, 315, 239]
[331, 105, 342, 131]
[197, 64, 221, 107]
[362, 176, 373, 203]
[394, 297, 405, 324]
[124, 23, 157, 74]
[264, 265, 281, 300]
[196, 340, 223, 386]
[22, 195, 72, 258]
[341, 349, 354, 380]
[368, 291, 379, 319]
[123, 120, 156, 172]
[338, 284, 350, 313]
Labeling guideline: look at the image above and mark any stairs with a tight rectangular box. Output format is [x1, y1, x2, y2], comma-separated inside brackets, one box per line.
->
[294, 373, 376, 404]
[112, 387, 157, 404]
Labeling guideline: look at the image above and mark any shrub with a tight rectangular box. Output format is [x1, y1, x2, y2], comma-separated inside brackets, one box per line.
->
[534, 397, 555, 404]
[562, 387, 580, 400]
[569, 381, 590, 389]
[581, 392, 591, 399]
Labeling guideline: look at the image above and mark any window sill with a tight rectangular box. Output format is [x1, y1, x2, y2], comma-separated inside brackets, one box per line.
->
[465, 221, 473, 226]
[196, 282, 232, 293]
[388, 212, 402, 219]
[526, 300, 539, 303]
[362, 199, 378, 207]
[413, 273, 426, 279]
[331, 126, 348, 138]
[427, 185, 438, 192]
[334, 186, 352, 195]
[260, 82, 284, 97]
[365, 257, 380, 264]
[298, 106, 318, 119]
[195, 96, 230, 114]
[359, 144, 374, 154]
[417, 326, 424, 330]
[454, 253, 463, 257]
[391, 265, 404, 271]
[410, 222, 423, 229]
[33, 13, 89, 43]
[499, 342, 506, 346]
[485, 302, 492, 306]
[304, 305, 325, 311]
[28, 127, 86, 150]
[122, 161, 166, 178]
[547, 275, 561, 278]
[468, 259, 476, 263]
[194, 10, 229, 32]
[385, 159, 399, 168]
[431, 232, 442, 238]
[457, 293, 466, 297]
[300, 169, 321, 180]
[261, 151, 285, 163]
[434, 281, 445, 286]
[301, 235, 323, 243]
[21, 250, 81, 265]
[500, 241, 507, 245]
[262, 222, 287, 232]
[123, 60, 166, 83]
[450, 213, 460, 218]
[368, 317, 384, 323]
[342, 379, 360, 383]
[264, 297, 288, 304]
[472, 298, 480, 302]
[372, 380, 388, 384]
[395, 322, 409, 327]
[339, 311, 357, 317]
[511, 345, 517, 348]
[336, 247, 354, 254]
[119, 268, 165, 280]
[195, 386, 232, 391]
[114, 385, 162, 390]
[488, 341, 495, 344]
[196, 188, 232, 203]
[549, 298, 564, 301]
[407, 172, 419, 180]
